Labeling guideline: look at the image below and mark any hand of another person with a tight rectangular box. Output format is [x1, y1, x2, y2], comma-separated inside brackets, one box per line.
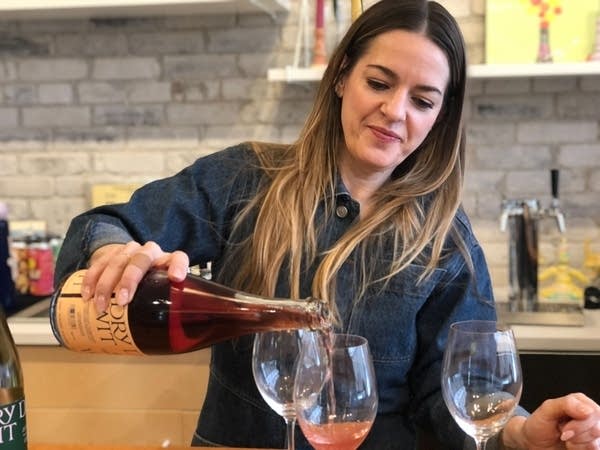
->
[81, 240, 190, 312]
[503, 393, 600, 449]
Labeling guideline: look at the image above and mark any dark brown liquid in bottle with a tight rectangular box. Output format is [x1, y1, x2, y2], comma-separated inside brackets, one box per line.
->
[137, 271, 330, 353]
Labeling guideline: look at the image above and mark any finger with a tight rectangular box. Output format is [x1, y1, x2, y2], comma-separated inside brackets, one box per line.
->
[92, 243, 143, 312]
[539, 394, 599, 423]
[82, 259, 109, 302]
[164, 250, 190, 281]
[560, 414, 600, 444]
[122, 240, 144, 257]
[114, 241, 165, 306]
[83, 242, 137, 302]
[565, 434, 600, 448]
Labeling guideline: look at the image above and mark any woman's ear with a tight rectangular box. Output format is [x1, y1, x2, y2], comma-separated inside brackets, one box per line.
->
[335, 55, 349, 98]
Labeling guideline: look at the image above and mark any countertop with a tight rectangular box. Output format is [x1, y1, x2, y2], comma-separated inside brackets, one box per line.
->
[7, 316, 55, 345]
[510, 308, 600, 353]
[8, 308, 600, 354]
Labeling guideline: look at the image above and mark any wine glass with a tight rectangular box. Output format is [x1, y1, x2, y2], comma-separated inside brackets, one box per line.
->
[252, 330, 302, 450]
[294, 332, 378, 450]
[441, 320, 523, 450]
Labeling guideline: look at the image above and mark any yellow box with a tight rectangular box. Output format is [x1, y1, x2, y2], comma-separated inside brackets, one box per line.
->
[90, 183, 140, 207]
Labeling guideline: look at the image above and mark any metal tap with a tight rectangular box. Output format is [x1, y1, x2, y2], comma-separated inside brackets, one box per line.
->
[545, 168, 566, 233]
[500, 169, 566, 312]
[501, 198, 541, 311]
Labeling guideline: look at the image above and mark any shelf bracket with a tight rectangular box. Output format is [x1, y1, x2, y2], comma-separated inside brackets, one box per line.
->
[248, 0, 282, 21]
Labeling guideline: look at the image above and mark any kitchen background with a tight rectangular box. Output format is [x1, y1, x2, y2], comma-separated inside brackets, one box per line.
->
[1, 0, 599, 299]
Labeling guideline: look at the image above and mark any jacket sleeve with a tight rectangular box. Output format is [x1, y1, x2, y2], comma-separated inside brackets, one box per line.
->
[54, 144, 261, 285]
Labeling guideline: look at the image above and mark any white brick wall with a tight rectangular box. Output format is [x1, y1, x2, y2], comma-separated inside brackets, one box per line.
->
[0, 5, 598, 294]
[17, 59, 88, 81]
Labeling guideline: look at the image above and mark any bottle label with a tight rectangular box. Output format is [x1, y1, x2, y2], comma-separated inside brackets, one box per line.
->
[0, 398, 27, 449]
[53, 271, 143, 355]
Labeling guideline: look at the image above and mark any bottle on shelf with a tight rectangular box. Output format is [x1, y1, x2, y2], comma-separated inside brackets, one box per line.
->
[0, 305, 27, 449]
[50, 269, 331, 356]
[588, 14, 600, 61]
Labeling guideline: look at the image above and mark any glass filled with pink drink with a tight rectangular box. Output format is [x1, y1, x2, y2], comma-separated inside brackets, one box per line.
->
[294, 332, 378, 450]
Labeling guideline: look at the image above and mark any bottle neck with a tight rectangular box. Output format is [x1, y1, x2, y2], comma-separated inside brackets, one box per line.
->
[0, 306, 11, 339]
[0, 306, 24, 396]
[201, 279, 331, 331]
[174, 271, 331, 331]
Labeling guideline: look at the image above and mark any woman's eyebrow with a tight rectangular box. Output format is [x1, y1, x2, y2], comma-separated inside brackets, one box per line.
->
[366, 64, 443, 96]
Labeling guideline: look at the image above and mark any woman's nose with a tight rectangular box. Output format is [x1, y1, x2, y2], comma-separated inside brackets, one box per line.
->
[381, 90, 408, 121]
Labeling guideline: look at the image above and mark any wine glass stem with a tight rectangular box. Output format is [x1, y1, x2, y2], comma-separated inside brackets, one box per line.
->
[475, 437, 487, 450]
[284, 417, 296, 450]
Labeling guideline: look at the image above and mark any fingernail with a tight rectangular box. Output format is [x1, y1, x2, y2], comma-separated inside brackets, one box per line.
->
[82, 285, 91, 301]
[95, 294, 106, 313]
[560, 430, 575, 441]
[117, 288, 129, 305]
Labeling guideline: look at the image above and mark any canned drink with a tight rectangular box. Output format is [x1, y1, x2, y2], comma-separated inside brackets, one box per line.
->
[28, 236, 55, 297]
[11, 238, 30, 295]
[48, 234, 63, 265]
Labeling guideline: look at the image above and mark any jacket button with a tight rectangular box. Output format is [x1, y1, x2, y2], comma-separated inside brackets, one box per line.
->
[335, 205, 349, 218]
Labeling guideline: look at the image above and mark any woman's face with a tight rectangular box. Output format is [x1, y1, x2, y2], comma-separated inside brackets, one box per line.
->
[337, 29, 450, 184]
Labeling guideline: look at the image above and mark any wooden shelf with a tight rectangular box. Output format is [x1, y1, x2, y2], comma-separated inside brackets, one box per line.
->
[469, 62, 600, 78]
[267, 62, 600, 83]
[267, 65, 326, 82]
[0, 0, 290, 19]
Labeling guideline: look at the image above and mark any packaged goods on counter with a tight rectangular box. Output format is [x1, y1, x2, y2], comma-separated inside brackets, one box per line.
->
[12, 233, 62, 295]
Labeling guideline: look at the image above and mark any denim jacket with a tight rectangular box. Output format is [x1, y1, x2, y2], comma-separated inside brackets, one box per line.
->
[55, 143, 500, 450]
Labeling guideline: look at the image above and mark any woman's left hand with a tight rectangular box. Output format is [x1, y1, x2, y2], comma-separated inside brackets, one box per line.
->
[502, 393, 600, 449]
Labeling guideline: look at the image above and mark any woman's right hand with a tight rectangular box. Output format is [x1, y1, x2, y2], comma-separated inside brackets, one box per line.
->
[81, 240, 190, 312]
[502, 392, 600, 449]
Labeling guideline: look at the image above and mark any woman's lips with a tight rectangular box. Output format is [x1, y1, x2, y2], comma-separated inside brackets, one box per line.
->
[368, 125, 402, 143]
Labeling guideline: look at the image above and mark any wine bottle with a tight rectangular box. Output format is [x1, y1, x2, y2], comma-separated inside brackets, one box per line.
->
[0, 306, 27, 449]
[50, 269, 331, 356]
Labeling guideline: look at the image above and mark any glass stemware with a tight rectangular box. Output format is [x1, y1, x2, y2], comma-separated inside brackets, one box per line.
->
[252, 330, 302, 450]
[294, 332, 378, 450]
[441, 320, 523, 450]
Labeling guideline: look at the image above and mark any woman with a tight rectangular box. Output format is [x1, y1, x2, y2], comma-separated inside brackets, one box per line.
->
[55, 0, 600, 448]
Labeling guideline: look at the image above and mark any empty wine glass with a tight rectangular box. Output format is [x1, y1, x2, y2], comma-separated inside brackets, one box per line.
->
[441, 320, 523, 450]
[294, 332, 378, 450]
[252, 330, 302, 450]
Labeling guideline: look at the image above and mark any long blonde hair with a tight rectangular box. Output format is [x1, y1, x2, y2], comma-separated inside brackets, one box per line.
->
[227, 0, 468, 316]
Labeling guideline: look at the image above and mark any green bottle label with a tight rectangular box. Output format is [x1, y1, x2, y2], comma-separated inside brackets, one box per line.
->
[0, 398, 27, 449]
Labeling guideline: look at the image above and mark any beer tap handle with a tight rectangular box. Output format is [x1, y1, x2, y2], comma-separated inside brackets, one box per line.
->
[551, 168, 559, 204]
[556, 210, 566, 233]
[500, 209, 509, 231]
[550, 168, 566, 232]
[499, 200, 513, 231]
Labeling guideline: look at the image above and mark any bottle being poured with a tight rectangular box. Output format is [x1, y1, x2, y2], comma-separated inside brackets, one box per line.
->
[50, 269, 332, 356]
[0, 305, 28, 449]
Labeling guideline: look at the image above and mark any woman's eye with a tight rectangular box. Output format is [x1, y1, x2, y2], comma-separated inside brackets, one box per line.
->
[413, 97, 434, 110]
[367, 79, 388, 91]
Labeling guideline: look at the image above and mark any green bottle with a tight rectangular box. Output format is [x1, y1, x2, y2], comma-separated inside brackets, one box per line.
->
[0, 306, 27, 449]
